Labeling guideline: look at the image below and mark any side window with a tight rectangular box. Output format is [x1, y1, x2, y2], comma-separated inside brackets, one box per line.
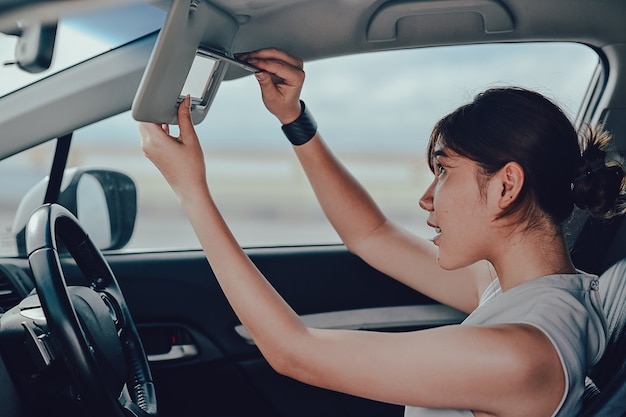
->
[0, 142, 56, 256]
[65, 42, 598, 250]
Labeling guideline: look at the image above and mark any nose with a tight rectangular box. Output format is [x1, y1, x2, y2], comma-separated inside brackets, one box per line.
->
[419, 179, 435, 212]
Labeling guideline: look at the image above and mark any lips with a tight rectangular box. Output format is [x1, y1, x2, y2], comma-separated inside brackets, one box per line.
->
[427, 221, 442, 244]
[426, 221, 440, 232]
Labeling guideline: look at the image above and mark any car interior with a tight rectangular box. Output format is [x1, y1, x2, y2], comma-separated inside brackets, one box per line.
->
[0, 0, 625, 416]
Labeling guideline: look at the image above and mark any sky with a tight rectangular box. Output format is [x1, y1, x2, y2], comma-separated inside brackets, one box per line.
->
[198, 42, 599, 152]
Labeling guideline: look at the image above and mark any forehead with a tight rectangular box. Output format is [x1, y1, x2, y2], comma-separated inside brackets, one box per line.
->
[429, 132, 453, 159]
[427, 132, 466, 171]
[431, 142, 481, 177]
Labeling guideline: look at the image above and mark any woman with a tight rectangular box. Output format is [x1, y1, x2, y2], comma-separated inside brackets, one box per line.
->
[139, 48, 625, 416]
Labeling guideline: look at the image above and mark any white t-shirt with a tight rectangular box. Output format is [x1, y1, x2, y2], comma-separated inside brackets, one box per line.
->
[405, 272, 607, 417]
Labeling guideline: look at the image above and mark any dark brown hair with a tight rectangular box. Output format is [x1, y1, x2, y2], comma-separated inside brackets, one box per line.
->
[572, 126, 626, 218]
[427, 87, 625, 226]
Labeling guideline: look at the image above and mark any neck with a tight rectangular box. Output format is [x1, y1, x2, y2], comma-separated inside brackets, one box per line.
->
[489, 224, 576, 292]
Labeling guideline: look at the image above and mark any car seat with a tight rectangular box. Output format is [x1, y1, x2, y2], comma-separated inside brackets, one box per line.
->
[582, 258, 626, 416]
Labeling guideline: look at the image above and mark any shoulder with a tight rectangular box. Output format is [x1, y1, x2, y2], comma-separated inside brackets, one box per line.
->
[462, 272, 607, 415]
[466, 273, 607, 370]
[423, 323, 566, 416]
[469, 273, 602, 320]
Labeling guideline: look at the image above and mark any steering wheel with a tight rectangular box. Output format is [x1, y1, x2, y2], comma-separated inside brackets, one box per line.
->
[25, 203, 157, 417]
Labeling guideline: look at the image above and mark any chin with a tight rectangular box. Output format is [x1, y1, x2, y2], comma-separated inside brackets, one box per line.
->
[436, 253, 471, 271]
[436, 257, 458, 271]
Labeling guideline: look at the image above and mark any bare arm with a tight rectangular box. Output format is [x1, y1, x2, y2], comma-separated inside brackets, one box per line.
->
[241, 48, 490, 312]
[139, 98, 564, 416]
[139, 98, 306, 362]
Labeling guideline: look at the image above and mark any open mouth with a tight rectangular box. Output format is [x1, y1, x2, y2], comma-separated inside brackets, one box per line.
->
[427, 222, 442, 243]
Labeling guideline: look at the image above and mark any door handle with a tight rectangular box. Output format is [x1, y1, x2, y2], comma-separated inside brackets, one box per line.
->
[147, 343, 198, 362]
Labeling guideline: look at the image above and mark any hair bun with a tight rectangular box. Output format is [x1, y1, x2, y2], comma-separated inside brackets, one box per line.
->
[572, 126, 626, 218]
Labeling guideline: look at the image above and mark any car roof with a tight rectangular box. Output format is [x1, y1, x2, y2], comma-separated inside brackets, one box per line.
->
[3, 0, 624, 52]
[0, 0, 625, 157]
[224, 0, 625, 57]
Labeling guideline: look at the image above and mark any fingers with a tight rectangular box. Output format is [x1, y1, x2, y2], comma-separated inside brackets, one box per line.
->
[236, 47, 303, 69]
[138, 101, 207, 194]
[140, 96, 196, 153]
[236, 48, 305, 124]
[251, 58, 304, 87]
[177, 95, 196, 140]
[236, 48, 304, 88]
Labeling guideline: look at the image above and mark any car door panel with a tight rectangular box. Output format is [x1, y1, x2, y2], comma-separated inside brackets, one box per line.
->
[70, 245, 465, 417]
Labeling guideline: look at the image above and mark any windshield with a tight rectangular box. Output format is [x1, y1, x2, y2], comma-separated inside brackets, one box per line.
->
[0, 38, 601, 255]
[78, 43, 600, 251]
[0, 3, 165, 97]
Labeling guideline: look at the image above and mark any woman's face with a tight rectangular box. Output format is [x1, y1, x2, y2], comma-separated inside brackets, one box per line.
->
[419, 144, 497, 270]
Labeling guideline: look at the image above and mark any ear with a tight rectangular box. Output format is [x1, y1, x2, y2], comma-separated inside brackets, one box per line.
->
[495, 161, 525, 209]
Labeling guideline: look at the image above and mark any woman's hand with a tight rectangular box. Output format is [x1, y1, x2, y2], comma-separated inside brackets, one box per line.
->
[138, 96, 207, 198]
[236, 48, 305, 125]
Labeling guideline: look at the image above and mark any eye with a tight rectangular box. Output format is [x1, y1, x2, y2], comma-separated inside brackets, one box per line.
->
[436, 163, 446, 176]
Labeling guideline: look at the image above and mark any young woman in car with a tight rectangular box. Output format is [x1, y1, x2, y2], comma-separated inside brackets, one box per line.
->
[139, 48, 625, 417]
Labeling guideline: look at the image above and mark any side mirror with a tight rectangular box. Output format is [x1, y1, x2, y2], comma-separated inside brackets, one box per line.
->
[12, 168, 137, 256]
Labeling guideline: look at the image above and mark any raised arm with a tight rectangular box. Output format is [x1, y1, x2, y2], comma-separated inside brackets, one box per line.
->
[139, 97, 564, 417]
[239, 48, 490, 313]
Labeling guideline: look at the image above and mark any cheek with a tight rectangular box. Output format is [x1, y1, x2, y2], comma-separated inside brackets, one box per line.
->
[436, 217, 489, 270]
[435, 181, 483, 218]
[434, 181, 489, 243]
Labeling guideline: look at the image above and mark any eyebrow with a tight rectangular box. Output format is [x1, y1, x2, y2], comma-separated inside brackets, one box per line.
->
[428, 147, 453, 172]
[433, 149, 450, 159]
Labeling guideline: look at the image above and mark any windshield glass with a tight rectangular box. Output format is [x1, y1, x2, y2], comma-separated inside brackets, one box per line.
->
[0, 3, 165, 97]
[0, 42, 600, 255]
[85, 42, 600, 251]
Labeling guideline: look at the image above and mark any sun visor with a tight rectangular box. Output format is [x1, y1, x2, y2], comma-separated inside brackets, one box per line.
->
[132, 0, 241, 125]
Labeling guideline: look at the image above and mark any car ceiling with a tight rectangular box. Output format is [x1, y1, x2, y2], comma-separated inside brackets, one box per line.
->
[0, 0, 625, 158]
